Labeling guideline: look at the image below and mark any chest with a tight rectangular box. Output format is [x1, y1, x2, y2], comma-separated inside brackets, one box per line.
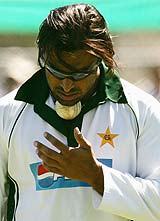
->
[7, 102, 138, 179]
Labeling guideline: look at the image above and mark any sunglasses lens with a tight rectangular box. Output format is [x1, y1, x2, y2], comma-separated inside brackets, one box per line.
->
[45, 59, 101, 80]
[46, 66, 90, 80]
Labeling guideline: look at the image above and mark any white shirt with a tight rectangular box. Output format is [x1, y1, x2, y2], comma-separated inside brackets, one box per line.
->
[0, 69, 160, 221]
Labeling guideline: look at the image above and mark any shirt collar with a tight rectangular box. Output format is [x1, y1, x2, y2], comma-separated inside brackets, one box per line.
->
[15, 66, 128, 104]
[103, 66, 128, 103]
[15, 68, 49, 104]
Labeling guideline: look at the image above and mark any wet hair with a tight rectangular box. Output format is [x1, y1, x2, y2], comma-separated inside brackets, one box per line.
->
[36, 3, 117, 71]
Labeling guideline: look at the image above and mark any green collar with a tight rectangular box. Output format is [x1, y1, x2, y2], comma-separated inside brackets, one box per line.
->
[15, 66, 127, 146]
[104, 67, 128, 103]
[15, 68, 49, 105]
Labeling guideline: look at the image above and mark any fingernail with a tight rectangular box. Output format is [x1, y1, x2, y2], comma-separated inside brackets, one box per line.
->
[34, 141, 38, 147]
[75, 127, 81, 134]
[44, 132, 48, 138]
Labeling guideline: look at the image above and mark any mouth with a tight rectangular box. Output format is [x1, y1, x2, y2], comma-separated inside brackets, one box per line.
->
[57, 91, 80, 102]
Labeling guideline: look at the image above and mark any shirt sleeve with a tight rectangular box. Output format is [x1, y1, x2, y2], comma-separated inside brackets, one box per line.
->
[0, 129, 9, 220]
[0, 98, 10, 220]
[93, 96, 160, 221]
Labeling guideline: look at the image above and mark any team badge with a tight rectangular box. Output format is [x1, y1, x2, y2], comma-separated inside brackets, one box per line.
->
[97, 127, 119, 148]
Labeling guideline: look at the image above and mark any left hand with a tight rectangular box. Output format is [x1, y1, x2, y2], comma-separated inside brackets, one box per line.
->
[34, 127, 104, 195]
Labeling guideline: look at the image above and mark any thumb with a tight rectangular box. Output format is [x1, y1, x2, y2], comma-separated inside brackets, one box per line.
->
[74, 127, 91, 149]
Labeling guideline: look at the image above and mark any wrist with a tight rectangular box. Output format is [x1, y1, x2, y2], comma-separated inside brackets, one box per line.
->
[91, 164, 104, 196]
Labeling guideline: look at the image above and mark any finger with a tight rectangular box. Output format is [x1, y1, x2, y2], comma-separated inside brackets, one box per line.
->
[34, 141, 61, 161]
[37, 149, 62, 169]
[42, 159, 62, 171]
[74, 127, 91, 149]
[44, 132, 69, 154]
[42, 162, 62, 175]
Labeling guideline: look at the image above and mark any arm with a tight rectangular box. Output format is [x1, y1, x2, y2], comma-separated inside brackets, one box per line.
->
[0, 115, 9, 220]
[95, 98, 160, 220]
[0, 90, 24, 220]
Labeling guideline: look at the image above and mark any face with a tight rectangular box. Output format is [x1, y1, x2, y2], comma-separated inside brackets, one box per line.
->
[45, 50, 101, 106]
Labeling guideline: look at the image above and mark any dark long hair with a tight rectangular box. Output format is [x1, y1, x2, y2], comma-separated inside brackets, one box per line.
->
[36, 3, 117, 71]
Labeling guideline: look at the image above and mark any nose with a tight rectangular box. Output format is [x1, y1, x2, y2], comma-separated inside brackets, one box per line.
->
[60, 78, 75, 93]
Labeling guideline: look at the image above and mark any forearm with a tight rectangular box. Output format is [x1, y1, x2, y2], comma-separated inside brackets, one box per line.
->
[96, 165, 160, 220]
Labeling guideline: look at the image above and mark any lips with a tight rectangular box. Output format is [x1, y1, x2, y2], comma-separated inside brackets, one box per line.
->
[57, 90, 80, 101]
[59, 93, 78, 101]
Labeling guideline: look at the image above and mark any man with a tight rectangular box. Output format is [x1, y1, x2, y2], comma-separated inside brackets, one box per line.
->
[0, 3, 160, 221]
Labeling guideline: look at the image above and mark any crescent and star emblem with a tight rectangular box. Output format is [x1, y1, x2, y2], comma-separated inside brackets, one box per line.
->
[97, 127, 119, 148]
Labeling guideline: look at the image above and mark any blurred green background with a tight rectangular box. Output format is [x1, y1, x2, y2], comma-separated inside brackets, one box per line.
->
[0, 0, 160, 34]
[0, 0, 160, 100]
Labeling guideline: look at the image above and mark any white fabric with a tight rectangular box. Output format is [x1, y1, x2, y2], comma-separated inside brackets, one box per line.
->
[0, 81, 160, 221]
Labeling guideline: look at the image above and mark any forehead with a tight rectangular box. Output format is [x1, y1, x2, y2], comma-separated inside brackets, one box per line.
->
[47, 50, 98, 72]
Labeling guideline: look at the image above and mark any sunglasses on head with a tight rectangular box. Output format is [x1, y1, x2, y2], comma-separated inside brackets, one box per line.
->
[40, 58, 102, 81]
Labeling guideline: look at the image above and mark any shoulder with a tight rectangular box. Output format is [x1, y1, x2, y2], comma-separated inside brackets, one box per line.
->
[121, 78, 160, 108]
[121, 79, 160, 132]
[0, 89, 27, 131]
[0, 88, 26, 112]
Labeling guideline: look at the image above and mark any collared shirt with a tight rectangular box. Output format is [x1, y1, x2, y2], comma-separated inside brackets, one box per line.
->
[15, 66, 127, 146]
[1, 66, 160, 221]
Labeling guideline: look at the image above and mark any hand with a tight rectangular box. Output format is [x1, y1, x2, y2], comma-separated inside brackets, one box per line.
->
[34, 127, 104, 195]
